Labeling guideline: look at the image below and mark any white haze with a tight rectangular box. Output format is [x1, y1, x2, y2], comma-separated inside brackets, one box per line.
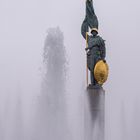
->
[0, 0, 140, 140]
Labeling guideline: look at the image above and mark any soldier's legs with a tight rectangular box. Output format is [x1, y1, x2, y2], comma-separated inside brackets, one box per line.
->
[90, 57, 99, 85]
[90, 71, 94, 85]
[90, 71, 96, 85]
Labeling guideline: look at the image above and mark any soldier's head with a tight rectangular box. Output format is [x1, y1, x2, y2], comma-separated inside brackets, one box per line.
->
[91, 28, 98, 37]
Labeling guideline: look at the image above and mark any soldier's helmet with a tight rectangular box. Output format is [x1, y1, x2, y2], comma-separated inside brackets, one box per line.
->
[91, 28, 98, 34]
[94, 60, 109, 85]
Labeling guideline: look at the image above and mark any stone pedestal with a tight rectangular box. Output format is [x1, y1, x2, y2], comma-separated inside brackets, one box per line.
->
[84, 88, 105, 140]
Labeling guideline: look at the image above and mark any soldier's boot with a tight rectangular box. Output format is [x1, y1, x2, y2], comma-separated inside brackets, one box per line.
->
[89, 71, 102, 89]
[90, 71, 94, 85]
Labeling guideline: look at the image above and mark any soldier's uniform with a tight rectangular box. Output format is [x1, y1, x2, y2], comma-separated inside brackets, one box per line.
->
[81, 0, 106, 86]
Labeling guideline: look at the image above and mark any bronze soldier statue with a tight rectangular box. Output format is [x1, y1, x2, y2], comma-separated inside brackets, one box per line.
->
[81, 0, 108, 88]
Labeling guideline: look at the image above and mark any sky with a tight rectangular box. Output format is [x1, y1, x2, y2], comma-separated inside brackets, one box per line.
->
[0, 0, 140, 140]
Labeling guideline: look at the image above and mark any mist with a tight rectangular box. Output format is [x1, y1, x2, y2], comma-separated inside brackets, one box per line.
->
[0, 0, 140, 140]
[32, 27, 71, 140]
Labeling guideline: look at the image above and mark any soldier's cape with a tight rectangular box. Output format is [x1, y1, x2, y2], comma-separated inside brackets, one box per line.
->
[81, 0, 99, 39]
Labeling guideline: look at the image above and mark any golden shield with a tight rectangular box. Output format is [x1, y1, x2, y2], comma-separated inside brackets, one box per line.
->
[94, 60, 109, 85]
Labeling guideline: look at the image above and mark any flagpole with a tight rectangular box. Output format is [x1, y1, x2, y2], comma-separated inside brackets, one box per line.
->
[86, 32, 88, 87]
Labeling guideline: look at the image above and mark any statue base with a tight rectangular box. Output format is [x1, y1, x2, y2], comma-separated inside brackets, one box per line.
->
[84, 87, 105, 140]
[87, 84, 103, 90]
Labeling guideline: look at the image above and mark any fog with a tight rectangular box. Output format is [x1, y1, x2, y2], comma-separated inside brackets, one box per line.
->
[31, 27, 71, 140]
[0, 0, 140, 140]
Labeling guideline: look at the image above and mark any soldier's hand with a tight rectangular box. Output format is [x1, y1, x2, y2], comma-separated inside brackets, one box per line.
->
[85, 48, 89, 51]
[103, 60, 106, 63]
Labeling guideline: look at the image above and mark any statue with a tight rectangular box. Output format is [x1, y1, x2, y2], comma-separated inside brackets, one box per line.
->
[81, 0, 108, 88]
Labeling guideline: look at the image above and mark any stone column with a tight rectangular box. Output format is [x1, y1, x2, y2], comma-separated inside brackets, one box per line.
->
[84, 88, 105, 140]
